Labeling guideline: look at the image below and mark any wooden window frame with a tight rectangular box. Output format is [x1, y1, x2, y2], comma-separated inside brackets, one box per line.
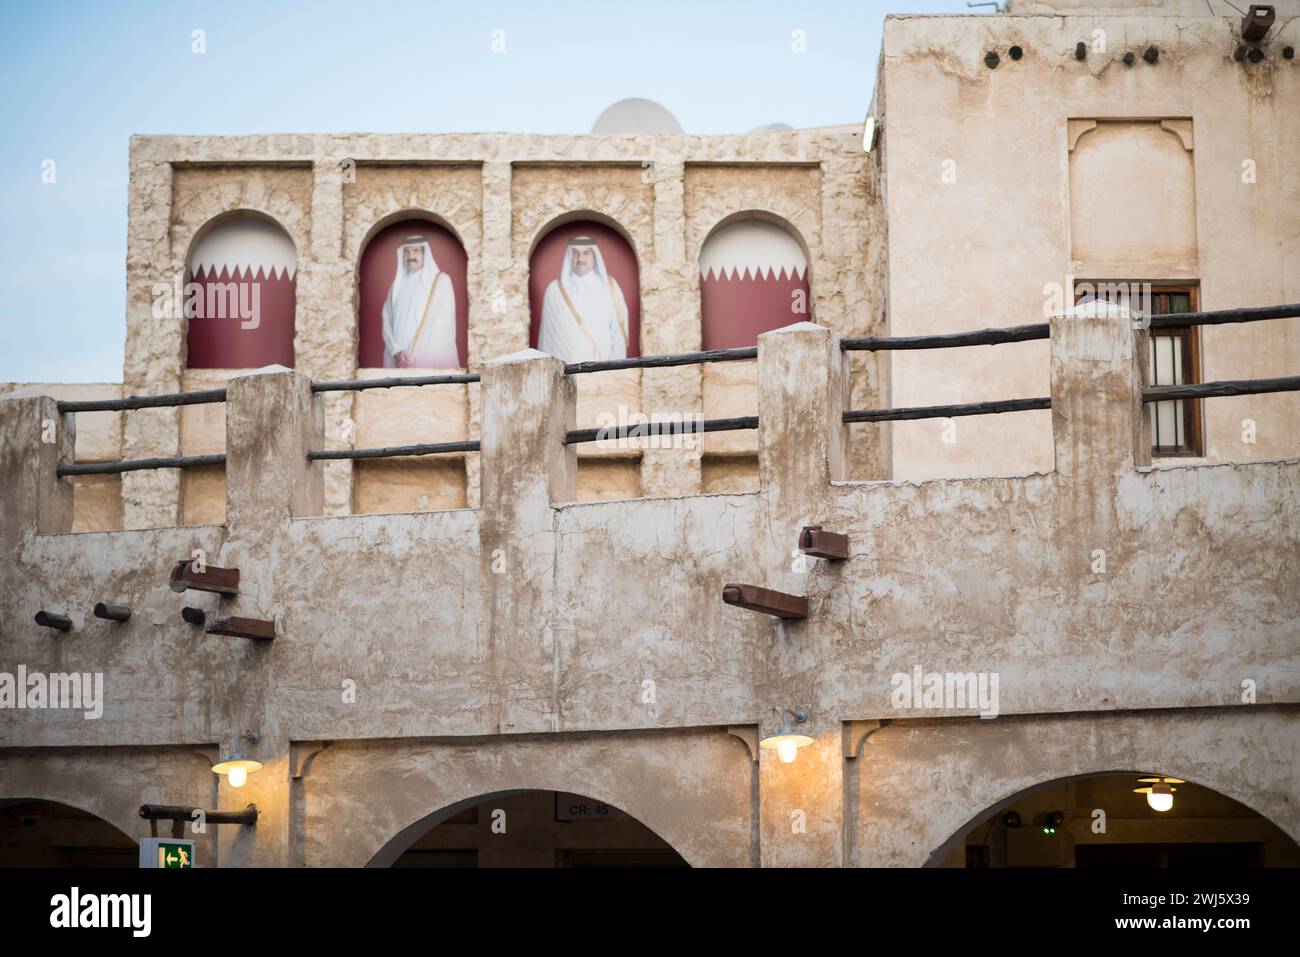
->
[1075, 282, 1202, 457]
[1146, 285, 1203, 458]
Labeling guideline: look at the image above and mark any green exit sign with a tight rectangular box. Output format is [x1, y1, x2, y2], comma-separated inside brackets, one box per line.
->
[139, 838, 195, 868]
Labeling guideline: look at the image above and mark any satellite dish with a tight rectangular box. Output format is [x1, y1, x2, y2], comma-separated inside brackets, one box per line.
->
[749, 123, 794, 132]
[592, 98, 683, 134]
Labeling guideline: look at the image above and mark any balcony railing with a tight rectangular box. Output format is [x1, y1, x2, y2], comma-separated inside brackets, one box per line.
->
[47, 302, 1300, 480]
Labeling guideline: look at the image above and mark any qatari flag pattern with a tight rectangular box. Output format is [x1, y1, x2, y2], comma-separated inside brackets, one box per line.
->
[699, 220, 809, 350]
[185, 264, 296, 369]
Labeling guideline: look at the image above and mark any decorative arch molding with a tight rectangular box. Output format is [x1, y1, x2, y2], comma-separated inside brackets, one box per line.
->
[1066, 117, 1194, 153]
[302, 730, 753, 868]
[365, 787, 684, 869]
[0, 795, 139, 851]
[510, 166, 652, 264]
[353, 208, 469, 266]
[686, 186, 820, 276]
[183, 206, 300, 264]
[169, 165, 312, 281]
[922, 766, 1300, 867]
[684, 174, 822, 344]
[849, 707, 1300, 867]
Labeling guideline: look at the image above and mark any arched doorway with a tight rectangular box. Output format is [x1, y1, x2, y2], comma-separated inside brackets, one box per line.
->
[185, 213, 297, 369]
[0, 799, 137, 868]
[374, 789, 689, 868]
[932, 771, 1300, 868]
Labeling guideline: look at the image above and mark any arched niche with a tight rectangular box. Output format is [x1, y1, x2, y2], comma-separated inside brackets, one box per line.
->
[357, 217, 469, 369]
[185, 212, 297, 369]
[528, 218, 640, 361]
[699, 216, 810, 350]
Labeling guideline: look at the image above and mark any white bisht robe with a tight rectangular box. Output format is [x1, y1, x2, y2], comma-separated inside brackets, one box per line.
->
[538, 243, 630, 362]
[381, 240, 459, 368]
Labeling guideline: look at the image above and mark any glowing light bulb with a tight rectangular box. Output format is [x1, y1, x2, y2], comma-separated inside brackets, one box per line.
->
[1146, 785, 1173, 812]
[212, 755, 262, 787]
[777, 738, 799, 764]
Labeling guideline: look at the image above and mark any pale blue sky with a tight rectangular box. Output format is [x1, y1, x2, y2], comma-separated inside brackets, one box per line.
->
[0, 0, 979, 382]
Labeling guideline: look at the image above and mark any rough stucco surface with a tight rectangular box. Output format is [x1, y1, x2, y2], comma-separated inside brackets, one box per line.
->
[104, 128, 885, 529]
[304, 729, 754, 868]
[854, 707, 1300, 866]
[3, 14, 1298, 867]
[2, 306, 1297, 866]
[880, 14, 1300, 479]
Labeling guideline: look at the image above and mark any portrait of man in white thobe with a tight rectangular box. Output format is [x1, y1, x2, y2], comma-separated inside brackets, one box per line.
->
[537, 236, 630, 362]
[381, 236, 459, 368]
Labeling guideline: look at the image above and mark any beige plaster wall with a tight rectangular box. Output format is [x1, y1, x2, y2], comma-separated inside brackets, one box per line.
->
[853, 707, 1300, 866]
[0, 383, 124, 531]
[3, 308, 1297, 866]
[107, 128, 883, 528]
[4, 12, 1297, 869]
[879, 13, 1300, 479]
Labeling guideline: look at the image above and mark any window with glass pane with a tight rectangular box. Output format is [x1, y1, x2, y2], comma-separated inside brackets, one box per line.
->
[1146, 291, 1201, 456]
[1073, 285, 1202, 456]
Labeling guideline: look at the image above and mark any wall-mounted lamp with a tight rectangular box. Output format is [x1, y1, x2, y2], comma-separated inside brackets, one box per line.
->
[759, 708, 813, 764]
[1134, 776, 1183, 812]
[213, 731, 263, 788]
[212, 755, 263, 788]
